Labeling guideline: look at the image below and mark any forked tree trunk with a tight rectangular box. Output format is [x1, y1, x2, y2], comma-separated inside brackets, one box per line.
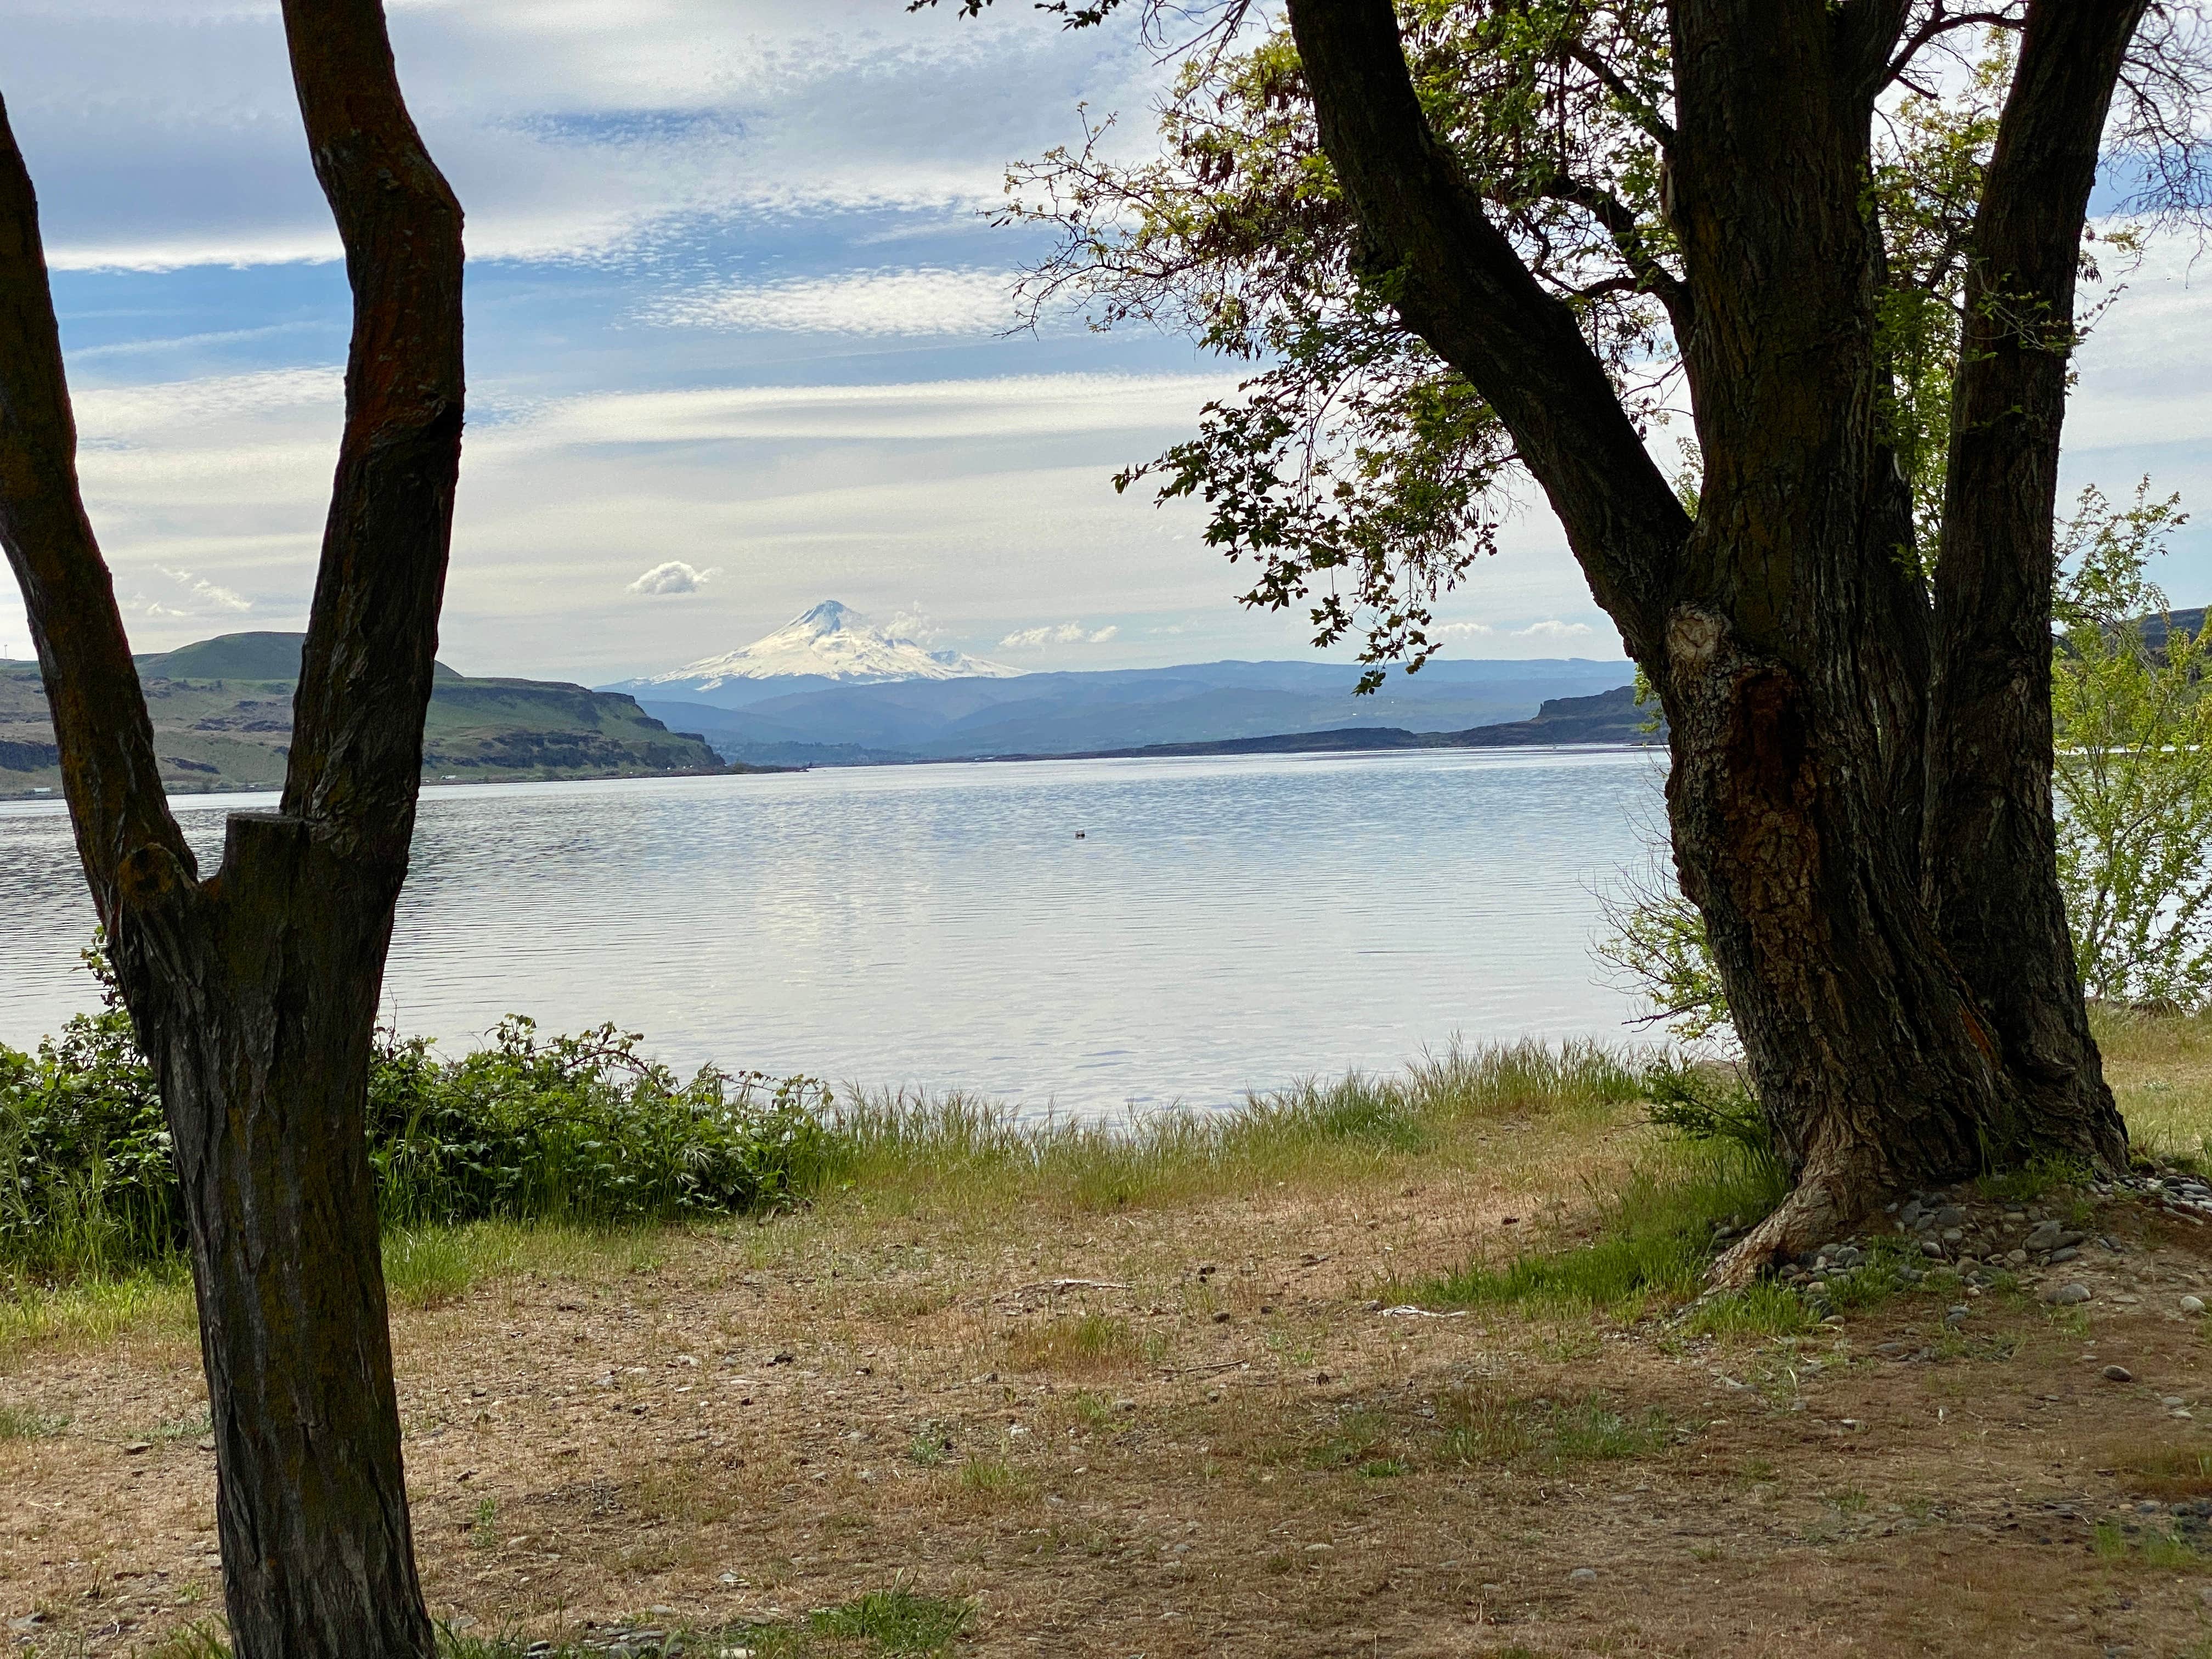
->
[131, 815, 433, 1657]
[0, 2, 462, 1653]
[1283, 0, 2149, 1273]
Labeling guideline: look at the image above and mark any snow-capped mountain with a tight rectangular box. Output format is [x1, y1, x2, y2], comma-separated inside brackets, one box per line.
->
[612, 602, 1018, 697]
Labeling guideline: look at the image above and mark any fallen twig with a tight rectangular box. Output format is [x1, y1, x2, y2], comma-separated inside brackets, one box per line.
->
[1014, 1278, 1132, 1295]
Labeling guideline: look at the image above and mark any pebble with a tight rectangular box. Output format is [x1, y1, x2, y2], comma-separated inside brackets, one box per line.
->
[2103, 1365, 2135, 1383]
[1568, 1567, 1599, 1584]
[2046, 1283, 2092, 1305]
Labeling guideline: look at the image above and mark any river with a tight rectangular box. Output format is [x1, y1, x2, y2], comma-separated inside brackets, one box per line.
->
[1, 748, 1664, 1114]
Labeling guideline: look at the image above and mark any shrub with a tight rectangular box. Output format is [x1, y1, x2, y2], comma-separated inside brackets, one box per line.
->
[366, 1017, 835, 1227]
[2051, 482, 2212, 1008]
[2, 951, 836, 1278]
[0, 952, 178, 1277]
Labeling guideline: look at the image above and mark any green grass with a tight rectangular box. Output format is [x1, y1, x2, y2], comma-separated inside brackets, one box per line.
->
[0, 1261, 194, 1365]
[1403, 1141, 1787, 1319]
[1681, 1282, 1813, 1338]
[954, 1454, 1031, 1502]
[804, 1588, 971, 1654]
[0, 1402, 66, 1440]
[1435, 1387, 1673, 1466]
[830, 1039, 1642, 1216]
[1296, 1387, 1672, 1475]
[1003, 1311, 1139, 1376]
[1973, 1154, 2094, 1206]
[377, 1221, 659, 1312]
[2092, 1519, 2200, 1566]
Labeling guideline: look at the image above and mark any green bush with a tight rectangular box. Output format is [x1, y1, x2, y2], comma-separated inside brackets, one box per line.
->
[367, 1016, 835, 1227]
[1, 953, 837, 1279]
[0, 959, 178, 1278]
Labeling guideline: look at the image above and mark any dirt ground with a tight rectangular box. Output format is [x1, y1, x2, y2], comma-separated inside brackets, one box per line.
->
[12, 1138, 2212, 1659]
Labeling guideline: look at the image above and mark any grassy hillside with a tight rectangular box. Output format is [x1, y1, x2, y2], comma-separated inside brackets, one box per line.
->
[0, 634, 728, 800]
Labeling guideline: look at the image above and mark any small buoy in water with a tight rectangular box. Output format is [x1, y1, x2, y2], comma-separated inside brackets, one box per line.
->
[1074, 831, 1086, 839]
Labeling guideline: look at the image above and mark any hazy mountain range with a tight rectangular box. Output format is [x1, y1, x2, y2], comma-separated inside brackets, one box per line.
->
[614, 602, 1638, 767]
[1, 605, 1650, 800]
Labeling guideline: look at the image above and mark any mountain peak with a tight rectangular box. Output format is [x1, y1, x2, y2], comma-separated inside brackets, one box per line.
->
[630, 601, 1019, 690]
[793, 600, 860, 630]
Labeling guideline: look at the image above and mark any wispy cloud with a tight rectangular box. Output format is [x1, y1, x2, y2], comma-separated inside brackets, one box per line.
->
[1440, 619, 1598, 642]
[1000, 621, 1119, 648]
[123, 565, 253, 622]
[647, 267, 1022, 338]
[472, 373, 1241, 452]
[13, 3, 1168, 270]
[628, 560, 718, 595]
[888, 605, 947, 645]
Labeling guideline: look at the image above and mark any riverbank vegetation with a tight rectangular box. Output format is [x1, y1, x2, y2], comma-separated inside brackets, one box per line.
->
[3, 957, 1647, 1290]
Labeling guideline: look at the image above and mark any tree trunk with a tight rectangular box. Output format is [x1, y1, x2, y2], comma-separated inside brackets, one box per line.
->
[1654, 1, 2025, 1271]
[127, 815, 433, 1659]
[0, 2, 462, 1650]
[1921, 0, 2147, 1173]
[1283, 0, 2141, 1271]
[1661, 611, 2018, 1274]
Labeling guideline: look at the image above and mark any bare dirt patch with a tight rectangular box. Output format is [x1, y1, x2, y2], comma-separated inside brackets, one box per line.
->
[9, 1152, 2212, 1655]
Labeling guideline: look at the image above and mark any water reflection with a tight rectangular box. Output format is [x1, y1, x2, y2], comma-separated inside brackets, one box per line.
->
[1, 748, 1662, 1115]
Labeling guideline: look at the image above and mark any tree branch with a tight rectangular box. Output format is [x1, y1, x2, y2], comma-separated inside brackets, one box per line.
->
[1883, 6, 2026, 94]
[277, 0, 466, 872]
[1538, 176, 1693, 335]
[1283, 0, 1687, 661]
[0, 95, 197, 929]
[1561, 40, 1677, 149]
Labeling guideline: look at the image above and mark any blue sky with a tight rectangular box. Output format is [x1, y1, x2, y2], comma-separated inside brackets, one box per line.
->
[3, 0, 2208, 684]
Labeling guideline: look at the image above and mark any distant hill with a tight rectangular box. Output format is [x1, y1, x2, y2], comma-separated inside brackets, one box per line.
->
[1037, 684, 1659, 760]
[134, 631, 464, 683]
[2, 633, 730, 800]
[639, 656, 1637, 767]
[2131, 606, 2207, 656]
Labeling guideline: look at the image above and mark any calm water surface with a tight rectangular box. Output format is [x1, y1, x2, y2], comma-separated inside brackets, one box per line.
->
[1, 749, 1661, 1114]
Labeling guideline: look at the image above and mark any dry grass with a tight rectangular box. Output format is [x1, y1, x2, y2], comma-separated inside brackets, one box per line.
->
[9, 1027, 2212, 1656]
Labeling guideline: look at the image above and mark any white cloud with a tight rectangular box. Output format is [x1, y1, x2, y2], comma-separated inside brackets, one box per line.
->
[470, 372, 1241, 453]
[887, 605, 946, 644]
[648, 266, 1022, 337]
[155, 566, 251, 612]
[7, 1, 1170, 270]
[1000, 620, 1119, 648]
[1440, 619, 1598, 642]
[628, 560, 718, 594]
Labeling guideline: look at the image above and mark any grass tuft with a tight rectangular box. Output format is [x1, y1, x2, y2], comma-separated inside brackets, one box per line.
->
[0, 1402, 65, 1440]
[2104, 1441, 2212, 1499]
[1681, 1282, 1813, 1338]
[806, 1588, 971, 1654]
[832, 1039, 1641, 1217]
[1003, 1312, 1139, 1376]
[1406, 1142, 1786, 1319]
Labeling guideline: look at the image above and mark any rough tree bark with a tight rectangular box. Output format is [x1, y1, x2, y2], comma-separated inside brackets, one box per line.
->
[1280, 0, 2149, 1272]
[1923, 0, 2146, 1169]
[0, 3, 462, 1655]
